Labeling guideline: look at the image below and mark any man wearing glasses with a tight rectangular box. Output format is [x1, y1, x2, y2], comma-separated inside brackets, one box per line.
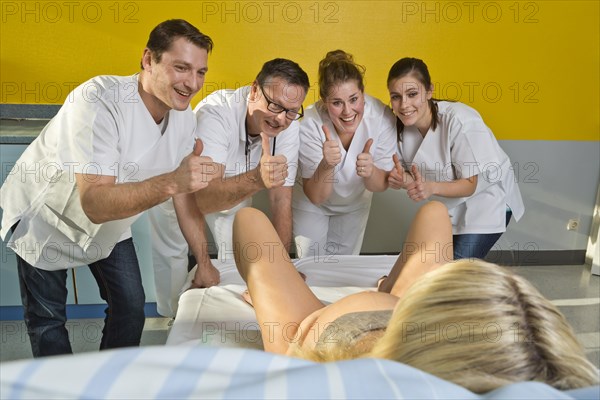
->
[148, 59, 309, 316]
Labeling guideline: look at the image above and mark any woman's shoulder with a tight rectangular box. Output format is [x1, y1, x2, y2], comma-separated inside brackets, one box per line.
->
[437, 101, 484, 123]
[303, 100, 328, 120]
[364, 93, 390, 112]
[363, 94, 395, 123]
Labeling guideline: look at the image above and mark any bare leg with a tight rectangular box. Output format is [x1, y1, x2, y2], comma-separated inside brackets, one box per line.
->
[233, 208, 324, 354]
[378, 201, 453, 297]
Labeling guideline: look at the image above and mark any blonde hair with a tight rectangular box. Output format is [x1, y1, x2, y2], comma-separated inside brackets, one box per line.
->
[294, 260, 599, 393]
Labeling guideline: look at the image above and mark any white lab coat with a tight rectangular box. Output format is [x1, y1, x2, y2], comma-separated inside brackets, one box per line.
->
[0, 74, 195, 272]
[397, 101, 524, 235]
[292, 95, 397, 257]
[148, 86, 300, 315]
[199, 86, 300, 256]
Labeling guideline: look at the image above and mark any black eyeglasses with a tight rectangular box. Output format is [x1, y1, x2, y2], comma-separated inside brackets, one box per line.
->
[259, 86, 304, 120]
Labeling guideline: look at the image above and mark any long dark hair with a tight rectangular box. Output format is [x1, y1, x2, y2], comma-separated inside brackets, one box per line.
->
[387, 57, 439, 141]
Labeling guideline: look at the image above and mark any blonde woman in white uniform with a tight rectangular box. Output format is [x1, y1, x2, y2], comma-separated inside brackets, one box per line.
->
[293, 50, 397, 258]
[386, 57, 524, 260]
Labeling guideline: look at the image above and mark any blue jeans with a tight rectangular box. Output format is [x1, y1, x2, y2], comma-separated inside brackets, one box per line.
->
[16, 237, 146, 357]
[453, 210, 513, 260]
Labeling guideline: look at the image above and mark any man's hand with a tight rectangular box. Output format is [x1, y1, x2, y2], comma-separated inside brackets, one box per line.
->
[257, 133, 288, 189]
[191, 261, 221, 289]
[173, 138, 216, 194]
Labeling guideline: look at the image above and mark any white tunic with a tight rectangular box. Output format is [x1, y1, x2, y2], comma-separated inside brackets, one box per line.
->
[0, 74, 196, 270]
[292, 95, 397, 257]
[195, 86, 299, 188]
[397, 101, 524, 235]
[293, 94, 397, 214]
[194, 86, 300, 256]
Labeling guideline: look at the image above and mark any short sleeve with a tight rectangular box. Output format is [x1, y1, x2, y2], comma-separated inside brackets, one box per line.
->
[179, 111, 196, 161]
[273, 123, 300, 186]
[298, 106, 327, 179]
[371, 105, 397, 171]
[195, 96, 232, 166]
[448, 110, 503, 180]
[56, 82, 121, 177]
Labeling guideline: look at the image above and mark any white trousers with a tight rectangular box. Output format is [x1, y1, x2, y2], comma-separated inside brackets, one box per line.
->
[204, 199, 251, 261]
[148, 199, 188, 317]
[293, 206, 371, 259]
[148, 198, 252, 317]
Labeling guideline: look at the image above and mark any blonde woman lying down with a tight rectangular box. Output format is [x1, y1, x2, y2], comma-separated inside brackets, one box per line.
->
[232, 202, 598, 393]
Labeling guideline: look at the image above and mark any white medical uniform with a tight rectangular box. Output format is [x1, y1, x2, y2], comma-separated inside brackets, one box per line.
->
[397, 101, 524, 234]
[148, 86, 299, 315]
[292, 95, 397, 258]
[0, 74, 196, 272]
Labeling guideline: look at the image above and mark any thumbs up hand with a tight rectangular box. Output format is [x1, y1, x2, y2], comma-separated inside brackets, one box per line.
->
[405, 164, 432, 202]
[257, 133, 288, 189]
[192, 137, 203, 156]
[322, 125, 342, 168]
[388, 153, 414, 190]
[356, 138, 374, 178]
[174, 138, 216, 193]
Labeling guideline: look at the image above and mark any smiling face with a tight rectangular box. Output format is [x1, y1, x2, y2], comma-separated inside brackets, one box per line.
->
[140, 37, 208, 122]
[247, 77, 306, 138]
[388, 74, 433, 135]
[324, 80, 365, 136]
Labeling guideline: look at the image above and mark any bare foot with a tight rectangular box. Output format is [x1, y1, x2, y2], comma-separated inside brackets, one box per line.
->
[377, 275, 388, 290]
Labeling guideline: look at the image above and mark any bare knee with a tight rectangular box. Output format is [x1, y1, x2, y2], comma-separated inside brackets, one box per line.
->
[418, 201, 448, 219]
[234, 207, 267, 228]
[236, 207, 264, 219]
[424, 200, 447, 213]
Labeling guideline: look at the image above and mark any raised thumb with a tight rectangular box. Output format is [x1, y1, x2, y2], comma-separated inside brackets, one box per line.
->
[192, 138, 203, 156]
[260, 132, 270, 156]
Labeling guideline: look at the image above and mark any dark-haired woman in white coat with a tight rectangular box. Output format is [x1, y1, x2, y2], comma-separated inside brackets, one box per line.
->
[386, 57, 524, 259]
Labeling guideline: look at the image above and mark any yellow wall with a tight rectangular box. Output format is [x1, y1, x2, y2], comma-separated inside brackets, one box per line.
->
[1, 0, 598, 140]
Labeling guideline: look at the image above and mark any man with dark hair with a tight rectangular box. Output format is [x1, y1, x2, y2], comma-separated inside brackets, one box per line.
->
[0, 19, 215, 357]
[145, 19, 213, 62]
[149, 59, 309, 315]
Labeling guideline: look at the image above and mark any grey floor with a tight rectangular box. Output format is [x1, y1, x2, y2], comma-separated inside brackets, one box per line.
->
[0, 264, 599, 368]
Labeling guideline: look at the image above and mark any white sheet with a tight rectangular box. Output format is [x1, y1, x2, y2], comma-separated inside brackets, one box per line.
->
[167, 255, 397, 347]
[4, 345, 596, 399]
[4, 255, 598, 399]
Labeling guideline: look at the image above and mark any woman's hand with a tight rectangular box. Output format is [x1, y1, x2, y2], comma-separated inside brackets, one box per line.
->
[388, 154, 414, 189]
[356, 138, 374, 178]
[405, 165, 435, 201]
[322, 125, 341, 168]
